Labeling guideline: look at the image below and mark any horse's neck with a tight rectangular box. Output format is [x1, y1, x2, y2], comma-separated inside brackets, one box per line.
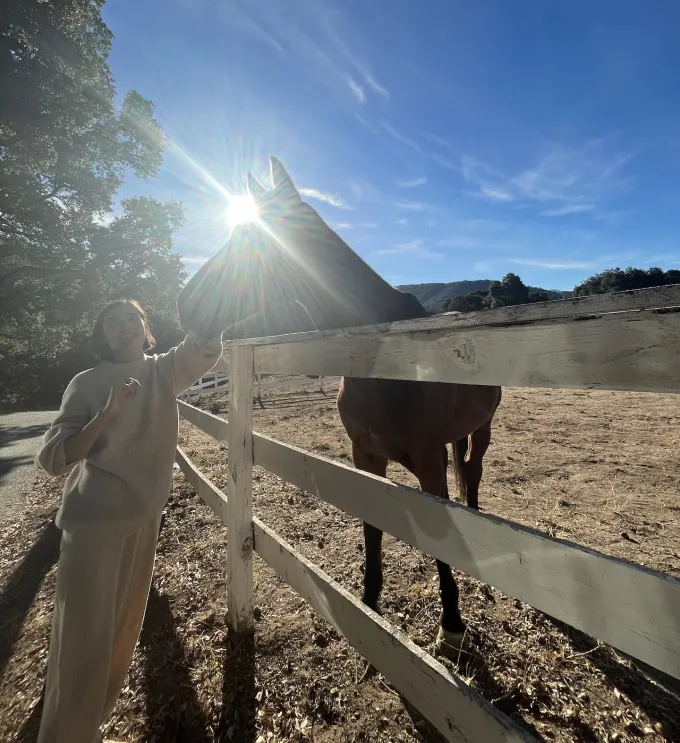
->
[313, 288, 429, 331]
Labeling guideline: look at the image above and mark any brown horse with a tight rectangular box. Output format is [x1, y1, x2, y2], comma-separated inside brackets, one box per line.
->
[178, 157, 501, 657]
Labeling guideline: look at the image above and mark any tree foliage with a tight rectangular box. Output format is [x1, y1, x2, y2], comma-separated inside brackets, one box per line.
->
[441, 273, 549, 313]
[1, 0, 187, 407]
[573, 267, 680, 297]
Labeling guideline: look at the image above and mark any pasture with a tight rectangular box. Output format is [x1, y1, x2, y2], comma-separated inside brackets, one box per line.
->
[2, 376, 679, 742]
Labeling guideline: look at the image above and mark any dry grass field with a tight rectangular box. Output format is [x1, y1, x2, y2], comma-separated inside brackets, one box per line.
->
[2, 379, 680, 742]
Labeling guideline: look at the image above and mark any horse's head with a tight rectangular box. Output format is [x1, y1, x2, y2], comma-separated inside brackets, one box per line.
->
[177, 156, 427, 340]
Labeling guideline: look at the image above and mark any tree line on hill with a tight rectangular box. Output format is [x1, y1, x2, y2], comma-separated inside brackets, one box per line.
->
[441, 273, 550, 312]
[439, 267, 680, 314]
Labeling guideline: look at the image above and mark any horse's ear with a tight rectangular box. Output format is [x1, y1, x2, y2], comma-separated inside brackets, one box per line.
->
[270, 156, 301, 200]
[246, 173, 267, 200]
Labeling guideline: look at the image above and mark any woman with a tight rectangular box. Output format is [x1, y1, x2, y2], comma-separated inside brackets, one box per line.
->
[35, 299, 223, 743]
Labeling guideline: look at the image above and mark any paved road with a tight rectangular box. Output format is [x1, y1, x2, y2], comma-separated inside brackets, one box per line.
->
[0, 410, 56, 519]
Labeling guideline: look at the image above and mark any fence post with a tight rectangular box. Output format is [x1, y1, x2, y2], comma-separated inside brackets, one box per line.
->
[227, 344, 254, 634]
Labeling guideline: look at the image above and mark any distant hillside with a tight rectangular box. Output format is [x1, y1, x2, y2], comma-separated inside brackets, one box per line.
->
[398, 280, 570, 312]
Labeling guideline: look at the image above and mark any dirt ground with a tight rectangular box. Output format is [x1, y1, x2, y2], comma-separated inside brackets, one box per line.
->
[1, 379, 680, 742]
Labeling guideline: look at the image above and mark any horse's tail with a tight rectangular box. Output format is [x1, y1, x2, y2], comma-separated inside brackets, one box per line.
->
[452, 435, 472, 501]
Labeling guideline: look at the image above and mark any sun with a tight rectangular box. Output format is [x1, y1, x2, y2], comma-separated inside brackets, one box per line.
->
[226, 193, 259, 226]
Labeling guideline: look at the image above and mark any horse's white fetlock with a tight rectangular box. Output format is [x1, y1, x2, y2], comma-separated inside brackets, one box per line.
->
[435, 626, 469, 659]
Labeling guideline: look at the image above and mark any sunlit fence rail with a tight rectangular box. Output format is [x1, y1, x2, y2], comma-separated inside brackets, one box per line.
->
[175, 284, 680, 742]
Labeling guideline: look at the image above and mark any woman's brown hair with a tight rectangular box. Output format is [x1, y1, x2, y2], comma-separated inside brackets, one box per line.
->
[92, 299, 156, 361]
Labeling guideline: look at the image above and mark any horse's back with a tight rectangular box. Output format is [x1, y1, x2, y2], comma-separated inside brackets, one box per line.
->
[337, 377, 501, 453]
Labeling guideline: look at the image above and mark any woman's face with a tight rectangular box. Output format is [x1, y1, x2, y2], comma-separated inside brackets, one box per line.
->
[102, 303, 146, 362]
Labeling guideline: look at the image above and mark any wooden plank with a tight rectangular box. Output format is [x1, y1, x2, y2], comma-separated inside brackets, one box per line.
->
[175, 446, 229, 525]
[253, 433, 680, 680]
[177, 399, 229, 440]
[173, 453, 534, 741]
[226, 284, 680, 348]
[252, 516, 536, 743]
[253, 307, 680, 393]
[226, 345, 255, 634]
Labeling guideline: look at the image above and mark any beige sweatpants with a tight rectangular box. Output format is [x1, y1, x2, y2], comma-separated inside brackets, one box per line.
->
[38, 514, 162, 743]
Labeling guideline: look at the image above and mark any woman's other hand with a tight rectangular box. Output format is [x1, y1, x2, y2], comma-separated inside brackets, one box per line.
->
[102, 378, 141, 419]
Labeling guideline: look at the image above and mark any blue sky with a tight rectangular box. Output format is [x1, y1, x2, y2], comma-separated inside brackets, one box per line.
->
[104, 0, 680, 291]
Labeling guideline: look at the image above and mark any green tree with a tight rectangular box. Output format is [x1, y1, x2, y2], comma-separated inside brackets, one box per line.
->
[441, 274, 551, 314]
[0, 0, 187, 407]
[573, 267, 680, 296]
[442, 291, 487, 312]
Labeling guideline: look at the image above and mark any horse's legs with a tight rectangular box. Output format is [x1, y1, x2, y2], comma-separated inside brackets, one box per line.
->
[454, 422, 492, 511]
[351, 442, 387, 612]
[414, 448, 467, 656]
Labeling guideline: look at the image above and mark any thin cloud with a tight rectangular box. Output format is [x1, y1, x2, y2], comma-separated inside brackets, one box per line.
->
[377, 239, 442, 258]
[348, 77, 366, 104]
[424, 133, 454, 150]
[459, 139, 633, 214]
[380, 120, 422, 154]
[397, 177, 427, 188]
[333, 222, 354, 229]
[300, 187, 354, 210]
[230, 12, 286, 53]
[479, 185, 513, 202]
[323, 21, 390, 99]
[397, 218, 408, 225]
[225, 0, 387, 105]
[511, 258, 594, 270]
[393, 198, 429, 211]
[182, 255, 210, 265]
[429, 152, 458, 171]
[363, 72, 389, 99]
[543, 204, 596, 216]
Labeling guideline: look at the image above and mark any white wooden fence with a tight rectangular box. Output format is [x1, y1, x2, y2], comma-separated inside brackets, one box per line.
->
[179, 370, 329, 402]
[175, 284, 680, 742]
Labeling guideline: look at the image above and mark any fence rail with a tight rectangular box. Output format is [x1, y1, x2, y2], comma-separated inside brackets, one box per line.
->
[175, 284, 680, 741]
[174, 445, 535, 742]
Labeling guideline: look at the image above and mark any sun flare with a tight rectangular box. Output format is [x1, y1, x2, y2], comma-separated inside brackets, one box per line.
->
[226, 193, 259, 226]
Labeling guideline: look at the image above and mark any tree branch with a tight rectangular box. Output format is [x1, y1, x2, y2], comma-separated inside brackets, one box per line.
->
[0, 265, 98, 298]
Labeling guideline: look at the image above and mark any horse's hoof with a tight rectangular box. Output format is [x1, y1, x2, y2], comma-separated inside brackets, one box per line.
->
[435, 627, 471, 660]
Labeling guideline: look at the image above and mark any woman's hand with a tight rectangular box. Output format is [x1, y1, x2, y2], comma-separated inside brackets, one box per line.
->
[102, 378, 141, 419]
[62, 378, 140, 466]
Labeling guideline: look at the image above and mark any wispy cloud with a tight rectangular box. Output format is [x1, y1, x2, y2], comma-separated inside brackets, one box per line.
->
[380, 120, 422, 153]
[478, 185, 513, 202]
[429, 152, 458, 171]
[424, 133, 454, 150]
[393, 198, 429, 211]
[348, 77, 366, 104]
[397, 177, 427, 188]
[511, 258, 595, 270]
[377, 239, 443, 258]
[397, 218, 408, 225]
[225, 0, 388, 105]
[363, 72, 389, 99]
[459, 139, 633, 215]
[300, 187, 354, 210]
[542, 204, 596, 217]
[362, 222, 378, 228]
[182, 255, 210, 265]
[333, 222, 354, 229]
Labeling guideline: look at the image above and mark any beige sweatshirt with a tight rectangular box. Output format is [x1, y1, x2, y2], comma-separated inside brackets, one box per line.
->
[36, 335, 223, 531]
